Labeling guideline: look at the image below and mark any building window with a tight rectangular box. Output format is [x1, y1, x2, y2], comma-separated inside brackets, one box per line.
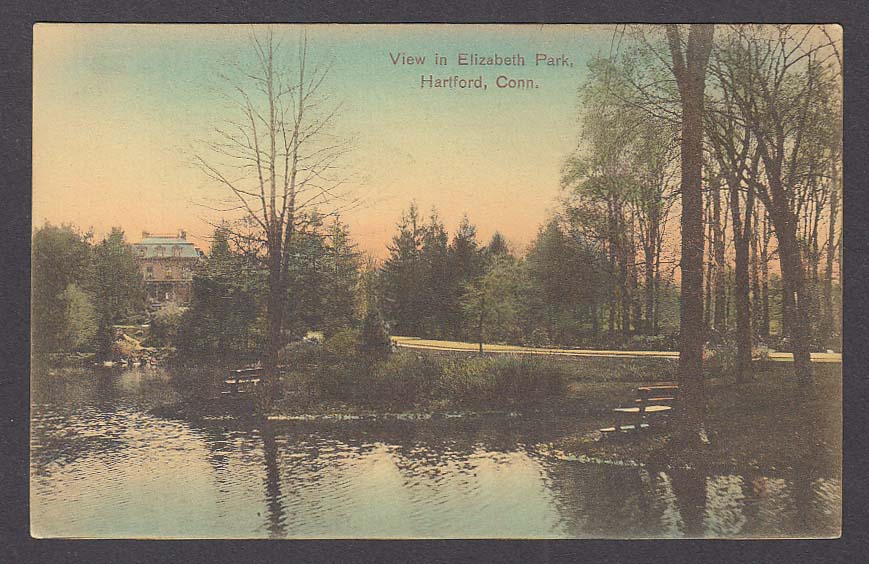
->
[146, 266, 154, 280]
[156, 246, 165, 257]
[173, 245, 181, 257]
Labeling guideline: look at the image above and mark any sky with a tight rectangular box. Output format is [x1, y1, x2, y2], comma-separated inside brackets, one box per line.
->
[33, 24, 618, 257]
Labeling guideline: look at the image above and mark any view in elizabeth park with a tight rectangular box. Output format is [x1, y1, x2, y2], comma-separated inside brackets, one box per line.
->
[31, 24, 842, 539]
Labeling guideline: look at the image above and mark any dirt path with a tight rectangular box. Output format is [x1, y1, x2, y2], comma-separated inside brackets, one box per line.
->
[392, 336, 842, 363]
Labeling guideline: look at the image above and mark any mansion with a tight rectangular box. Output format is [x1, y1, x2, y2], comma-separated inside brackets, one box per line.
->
[132, 231, 203, 308]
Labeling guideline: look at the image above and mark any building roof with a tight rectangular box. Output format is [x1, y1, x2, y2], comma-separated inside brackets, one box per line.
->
[133, 232, 201, 259]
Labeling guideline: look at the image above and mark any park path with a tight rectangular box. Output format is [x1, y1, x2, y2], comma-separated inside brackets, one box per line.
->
[392, 336, 842, 363]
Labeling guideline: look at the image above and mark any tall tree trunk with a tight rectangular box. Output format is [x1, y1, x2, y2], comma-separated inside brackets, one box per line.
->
[760, 215, 771, 338]
[668, 24, 715, 442]
[704, 196, 714, 332]
[750, 210, 762, 339]
[645, 245, 656, 335]
[728, 180, 754, 383]
[263, 250, 285, 410]
[771, 204, 814, 383]
[823, 156, 839, 348]
[712, 180, 727, 335]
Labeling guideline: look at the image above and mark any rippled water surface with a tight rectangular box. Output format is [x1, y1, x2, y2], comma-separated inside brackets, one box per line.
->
[31, 367, 841, 538]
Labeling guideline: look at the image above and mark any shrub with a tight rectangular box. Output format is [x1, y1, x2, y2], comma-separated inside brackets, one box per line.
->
[439, 355, 568, 408]
[628, 334, 678, 352]
[149, 304, 183, 347]
[486, 356, 568, 407]
[439, 356, 497, 404]
[323, 327, 362, 358]
[704, 339, 738, 377]
[367, 353, 442, 409]
[360, 308, 391, 361]
[315, 328, 365, 400]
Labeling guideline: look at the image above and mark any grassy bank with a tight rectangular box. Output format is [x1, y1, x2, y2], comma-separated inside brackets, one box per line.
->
[555, 363, 842, 474]
[274, 346, 571, 414]
[165, 335, 841, 476]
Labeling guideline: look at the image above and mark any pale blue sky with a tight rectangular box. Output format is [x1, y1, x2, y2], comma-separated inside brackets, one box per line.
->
[33, 24, 617, 256]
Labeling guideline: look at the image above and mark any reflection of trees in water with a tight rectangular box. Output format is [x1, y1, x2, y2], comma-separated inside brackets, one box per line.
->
[541, 458, 841, 539]
[32, 369, 134, 477]
[542, 459, 667, 537]
[261, 423, 287, 538]
[182, 416, 841, 538]
[666, 466, 708, 537]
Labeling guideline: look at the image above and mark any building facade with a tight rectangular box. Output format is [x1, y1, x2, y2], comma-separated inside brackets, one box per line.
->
[132, 231, 203, 307]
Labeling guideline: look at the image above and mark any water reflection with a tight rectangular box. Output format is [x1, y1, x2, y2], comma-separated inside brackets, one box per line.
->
[30, 367, 840, 538]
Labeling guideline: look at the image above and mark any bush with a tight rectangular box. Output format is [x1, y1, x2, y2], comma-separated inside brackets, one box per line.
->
[149, 304, 183, 347]
[278, 339, 570, 411]
[627, 334, 678, 352]
[323, 327, 362, 358]
[485, 356, 568, 407]
[360, 308, 391, 361]
[367, 353, 442, 408]
[439, 355, 568, 408]
[704, 339, 738, 377]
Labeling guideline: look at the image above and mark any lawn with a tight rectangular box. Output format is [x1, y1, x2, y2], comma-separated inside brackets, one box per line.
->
[555, 362, 842, 473]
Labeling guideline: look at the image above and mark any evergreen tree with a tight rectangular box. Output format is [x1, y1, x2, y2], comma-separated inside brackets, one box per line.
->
[419, 208, 452, 338]
[484, 231, 512, 261]
[447, 214, 484, 338]
[87, 228, 146, 356]
[176, 225, 264, 362]
[461, 255, 525, 349]
[381, 203, 425, 336]
[322, 217, 362, 335]
[524, 220, 608, 344]
[285, 212, 328, 336]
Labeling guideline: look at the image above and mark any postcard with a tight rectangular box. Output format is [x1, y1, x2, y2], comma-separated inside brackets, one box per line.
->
[31, 23, 842, 539]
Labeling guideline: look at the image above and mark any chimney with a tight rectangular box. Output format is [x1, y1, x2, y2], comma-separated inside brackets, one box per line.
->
[179, 230, 187, 240]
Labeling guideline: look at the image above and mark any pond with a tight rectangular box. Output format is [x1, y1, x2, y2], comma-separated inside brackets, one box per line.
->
[30, 366, 841, 538]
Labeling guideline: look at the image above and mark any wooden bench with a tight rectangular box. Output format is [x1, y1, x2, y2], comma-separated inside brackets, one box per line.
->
[600, 382, 679, 435]
[220, 365, 290, 397]
[221, 377, 262, 395]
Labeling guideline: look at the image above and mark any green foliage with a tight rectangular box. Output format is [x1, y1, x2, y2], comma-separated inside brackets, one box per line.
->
[523, 220, 609, 342]
[439, 355, 568, 408]
[627, 333, 678, 352]
[322, 217, 362, 334]
[322, 327, 362, 357]
[32, 223, 92, 354]
[418, 208, 453, 338]
[366, 353, 443, 408]
[88, 228, 146, 355]
[175, 226, 264, 364]
[60, 283, 97, 351]
[381, 204, 487, 340]
[381, 202, 426, 336]
[461, 256, 525, 344]
[360, 308, 391, 361]
[291, 345, 568, 410]
[284, 214, 361, 338]
[484, 231, 511, 261]
[312, 328, 364, 399]
[149, 304, 183, 347]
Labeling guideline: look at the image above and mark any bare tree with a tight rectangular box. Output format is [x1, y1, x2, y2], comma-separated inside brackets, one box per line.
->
[195, 28, 353, 407]
[716, 24, 840, 383]
[707, 43, 763, 382]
